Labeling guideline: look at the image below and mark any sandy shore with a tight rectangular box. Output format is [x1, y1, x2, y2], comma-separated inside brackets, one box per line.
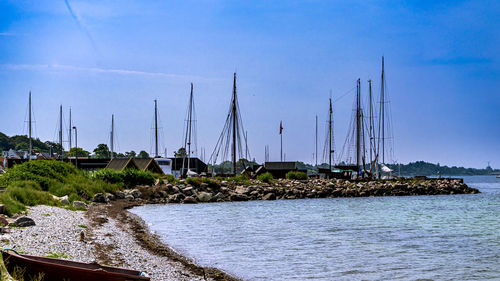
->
[0, 203, 241, 281]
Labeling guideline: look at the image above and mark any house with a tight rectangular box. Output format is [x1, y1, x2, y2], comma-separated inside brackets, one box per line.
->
[264, 161, 306, 179]
[134, 158, 164, 174]
[169, 157, 207, 178]
[105, 158, 140, 171]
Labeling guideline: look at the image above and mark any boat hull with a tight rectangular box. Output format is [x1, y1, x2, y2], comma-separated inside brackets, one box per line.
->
[2, 250, 150, 281]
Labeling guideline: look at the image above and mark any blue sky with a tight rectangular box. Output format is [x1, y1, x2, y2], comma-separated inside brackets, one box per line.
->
[0, 0, 499, 168]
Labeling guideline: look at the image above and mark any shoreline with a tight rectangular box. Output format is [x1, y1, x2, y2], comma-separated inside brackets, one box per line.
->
[0, 178, 480, 280]
[0, 203, 242, 281]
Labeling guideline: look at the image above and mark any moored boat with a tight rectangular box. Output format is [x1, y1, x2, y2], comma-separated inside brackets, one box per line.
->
[1, 249, 150, 281]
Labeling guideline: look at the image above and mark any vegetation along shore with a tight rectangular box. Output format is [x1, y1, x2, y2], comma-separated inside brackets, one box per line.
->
[0, 160, 479, 280]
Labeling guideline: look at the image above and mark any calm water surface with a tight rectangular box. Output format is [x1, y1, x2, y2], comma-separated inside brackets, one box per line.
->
[131, 176, 500, 280]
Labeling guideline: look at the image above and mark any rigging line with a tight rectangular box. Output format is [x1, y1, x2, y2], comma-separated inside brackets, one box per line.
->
[333, 86, 356, 103]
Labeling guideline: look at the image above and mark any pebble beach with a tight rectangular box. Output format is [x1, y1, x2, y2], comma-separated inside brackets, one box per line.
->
[0, 205, 225, 281]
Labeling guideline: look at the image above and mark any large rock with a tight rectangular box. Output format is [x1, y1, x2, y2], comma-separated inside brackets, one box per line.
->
[170, 193, 185, 203]
[0, 216, 8, 226]
[197, 192, 212, 203]
[60, 195, 70, 205]
[106, 193, 116, 201]
[14, 216, 35, 227]
[116, 191, 126, 199]
[182, 187, 194, 196]
[230, 194, 249, 201]
[92, 193, 108, 203]
[182, 196, 198, 204]
[262, 193, 276, 200]
[130, 189, 142, 199]
[78, 190, 90, 201]
[125, 194, 135, 200]
[212, 192, 225, 201]
[72, 201, 88, 209]
[0, 204, 5, 215]
[234, 186, 250, 195]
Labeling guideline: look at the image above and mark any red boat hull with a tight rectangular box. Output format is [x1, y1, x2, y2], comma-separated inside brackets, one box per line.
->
[2, 250, 150, 281]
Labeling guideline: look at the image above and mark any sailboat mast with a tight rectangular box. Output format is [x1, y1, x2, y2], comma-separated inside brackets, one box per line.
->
[381, 56, 385, 164]
[232, 73, 237, 174]
[356, 79, 361, 177]
[69, 107, 72, 151]
[59, 105, 63, 158]
[315, 115, 318, 166]
[187, 83, 193, 172]
[368, 80, 374, 164]
[111, 114, 114, 159]
[28, 92, 32, 161]
[154, 100, 158, 158]
[329, 98, 333, 170]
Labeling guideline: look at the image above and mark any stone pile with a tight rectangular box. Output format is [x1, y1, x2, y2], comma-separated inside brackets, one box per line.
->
[92, 178, 479, 205]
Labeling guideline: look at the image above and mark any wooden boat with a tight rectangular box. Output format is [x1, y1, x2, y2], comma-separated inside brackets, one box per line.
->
[1, 249, 150, 281]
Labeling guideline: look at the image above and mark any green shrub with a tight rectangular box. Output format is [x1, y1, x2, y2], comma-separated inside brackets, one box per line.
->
[257, 172, 274, 183]
[227, 174, 250, 185]
[286, 171, 308, 180]
[164, 174, 176, 183]
[87, 169, 123, 184]
[0, 160, 76, 190]
[121, 169, 155, 188]
[185, 177, 201, 187]
[201, 177, 220, 188]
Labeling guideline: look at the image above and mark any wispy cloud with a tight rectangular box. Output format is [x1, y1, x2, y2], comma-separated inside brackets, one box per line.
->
[0, 63, 220, 82]
[64, 0, 99, 56]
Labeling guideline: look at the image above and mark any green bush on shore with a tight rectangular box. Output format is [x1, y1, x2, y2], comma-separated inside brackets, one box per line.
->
[0, 160, 155, 216]
[86, 168, 155, 188]
[257, 172, 274, 183]
[286, 171, 308, 180]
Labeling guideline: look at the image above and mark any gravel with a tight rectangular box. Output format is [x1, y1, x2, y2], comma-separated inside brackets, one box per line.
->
[0, 205, 208, 281]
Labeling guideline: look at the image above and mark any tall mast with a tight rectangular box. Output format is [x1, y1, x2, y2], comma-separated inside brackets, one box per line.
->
[232, 73, 237, 174]
[368, 80, 374, 164]
[315, 115, 318, 166]
[187, 83, 193, 172]
[111, 114, 114, 159]
[59, 105, 63, 158]
[356, 79, 361, 178]
[378, 56, 386, 165]
[28, 92, 32, 161]
[154, 100, 158, 158]
[329, 98, 333, 170]
[245, 131, 248, 160]
[69, 107, 72, 151]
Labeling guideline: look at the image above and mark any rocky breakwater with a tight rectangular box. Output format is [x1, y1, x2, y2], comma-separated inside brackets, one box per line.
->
[94, 178, 479, 205]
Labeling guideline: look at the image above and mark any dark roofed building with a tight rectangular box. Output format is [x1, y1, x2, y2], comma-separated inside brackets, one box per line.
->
[105, 158, 139, 171]
[169, 157, 207, 177]
[264, 161, 305, 178]
[134, 158, 164, 174]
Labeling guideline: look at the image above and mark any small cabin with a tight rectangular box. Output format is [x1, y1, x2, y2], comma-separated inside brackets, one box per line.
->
[264, 161, 306, 179]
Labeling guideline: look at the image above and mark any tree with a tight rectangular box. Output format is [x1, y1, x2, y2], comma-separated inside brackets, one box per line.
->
[125, 151, 137, 158]
[138, 150, 150, 158]
[174, 147, 187, 158]
[68, 147, 90, 157]
[93, 144, 111, 159]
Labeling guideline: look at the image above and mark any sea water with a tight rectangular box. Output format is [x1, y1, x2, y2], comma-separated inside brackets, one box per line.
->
[130, 176, 500, 280]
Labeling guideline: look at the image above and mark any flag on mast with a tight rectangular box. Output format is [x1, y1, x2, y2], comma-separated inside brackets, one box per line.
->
[279, 121, 283, 135]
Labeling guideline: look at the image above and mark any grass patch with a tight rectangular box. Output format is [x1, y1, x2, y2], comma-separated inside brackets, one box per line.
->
[44, 251, 70, 259]
[41, 213, 51, 217]
[257, 172, 274, 183]
[286, 171, 308, 180]
[227, 174, 251, 185]
[86, 169, 154, 188]
[77, 224, 87, 228]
